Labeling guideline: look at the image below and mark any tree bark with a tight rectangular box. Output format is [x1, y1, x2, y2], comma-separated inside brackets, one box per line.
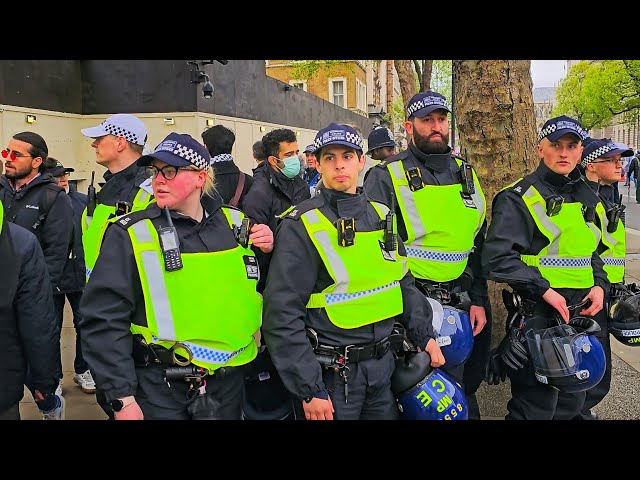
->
[453, 60, 538, 346]
[395, 60, 417, 119]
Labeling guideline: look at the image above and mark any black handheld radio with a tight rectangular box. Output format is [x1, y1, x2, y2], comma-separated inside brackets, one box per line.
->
[87, 171, 97, 217]
[459, 149, 475, 195]
[235, 217, 253, 248]
[157, 206, 183, 271]
[384, 192, 397, 252]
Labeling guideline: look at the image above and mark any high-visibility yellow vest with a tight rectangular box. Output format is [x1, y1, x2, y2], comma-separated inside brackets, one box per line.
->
[302, 203, 406, 329]
[82, 184, 154, 280]
[127, 207, 262, 373]
[519, 184, 601, 289]
[595, 202, 625, 284]
[387, 158, 486, 282]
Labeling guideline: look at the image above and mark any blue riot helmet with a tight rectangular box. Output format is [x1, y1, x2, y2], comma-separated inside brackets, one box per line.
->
[391, 350, 468, 420]
[609, 290, 640, 347]
[425, 297, 474, 367]
[525, 315, 605, 394]
[241, 346, 297, 420]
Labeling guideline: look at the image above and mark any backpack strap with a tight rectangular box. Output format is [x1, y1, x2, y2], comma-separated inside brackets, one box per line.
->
[229, 172, 246, 208]
[36, 184, 63, 229]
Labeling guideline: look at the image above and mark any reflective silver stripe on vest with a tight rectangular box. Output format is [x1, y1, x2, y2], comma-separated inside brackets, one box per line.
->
[226, 208, 243, 226]
[305, 210, 349, 294]
[470, 175, 485, 233]
[405, 246, 472, 263]
[600, 212, 618, 247]
[388, 162, 426, 240]
[137, 190, 151, 204]
[603, 258, 625, 267]
[523, 188, 561, 256]
[586, 222, 602, 245]
[324, 280, 399, 305]
[538, 257, 592, 268]
[132, 221, 176, 340]
[152, 336, 248, 365]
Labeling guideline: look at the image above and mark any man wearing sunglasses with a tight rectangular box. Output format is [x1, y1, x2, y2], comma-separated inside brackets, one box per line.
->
[576, 138, 634, 420]
[0, 131, 74, 418]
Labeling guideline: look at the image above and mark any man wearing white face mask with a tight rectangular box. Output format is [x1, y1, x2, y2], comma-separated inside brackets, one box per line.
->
[243, 128, 311, 293]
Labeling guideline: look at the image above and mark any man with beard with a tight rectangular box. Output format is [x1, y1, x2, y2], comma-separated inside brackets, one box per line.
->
[363, 91, 490, 419]
[0, 131, 74, 411]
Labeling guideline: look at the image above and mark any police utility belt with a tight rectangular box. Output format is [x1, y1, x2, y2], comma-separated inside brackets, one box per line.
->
[307, 328, 405, 367]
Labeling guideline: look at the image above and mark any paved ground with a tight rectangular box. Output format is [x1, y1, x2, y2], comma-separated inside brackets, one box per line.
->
[20, 190, 640, 419]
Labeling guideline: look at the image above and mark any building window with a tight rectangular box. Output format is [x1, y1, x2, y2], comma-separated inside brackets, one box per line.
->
[356, 78, 367, 113]
[289, 80, 307, 92]
[329, 77, 346, 108]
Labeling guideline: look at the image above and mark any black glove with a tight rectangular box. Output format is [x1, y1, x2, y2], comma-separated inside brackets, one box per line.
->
[497, 328, 528, 371]
[484, 349, 507, 385]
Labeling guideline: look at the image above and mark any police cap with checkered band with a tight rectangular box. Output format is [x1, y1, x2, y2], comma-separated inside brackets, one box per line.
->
[406, 90, 451, 119]
[537, 115, 588, 143]
[581, 137, 634, 166]
[137, 132, 211, 170]
[81, 114, 148, 146]
[312, 123, 364, 156]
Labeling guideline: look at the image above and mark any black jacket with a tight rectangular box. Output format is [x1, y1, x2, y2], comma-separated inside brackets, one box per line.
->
[0, 219, 59, 411]
[261, 188, 435, 401]
[59, 190, 88, 293]
[79, 195, 261, 404]
[0, 173, 74, 294]
[482, 162, 609, 301]
[242, 161, 311, 291]
[95, 160, 150, 206]
[211, 160, 254, 210]
[585, 178, 626, 259]
[363, 144, 488, 305]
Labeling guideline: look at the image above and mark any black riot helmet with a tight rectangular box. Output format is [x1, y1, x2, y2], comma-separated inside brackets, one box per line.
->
[609, 291, 640, 347]
[241, 346, 297, 420]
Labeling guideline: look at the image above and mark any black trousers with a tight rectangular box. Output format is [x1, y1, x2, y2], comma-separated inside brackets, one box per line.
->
[53, 291, 89, 375]
[0, 403, 20, 420]
[135, 363, 245, 420]
[323, 350, 399, 420]
[463, 299, 493, 420]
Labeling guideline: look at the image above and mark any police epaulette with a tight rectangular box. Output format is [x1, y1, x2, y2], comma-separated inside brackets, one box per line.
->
[113, 209, 150, 229]
[375, 151, 406, 169]
[280, 197, 324, 221]
[506, 177, 533, 197]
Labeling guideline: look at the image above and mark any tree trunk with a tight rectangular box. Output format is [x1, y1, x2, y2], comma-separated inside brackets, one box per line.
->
[395, 60, 417, 119]
[453, 60, 538, 347]
[422, 60, 433, 91]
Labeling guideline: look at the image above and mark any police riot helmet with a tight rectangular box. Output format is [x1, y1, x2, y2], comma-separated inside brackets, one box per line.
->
[391, 351, 468, 420]
[609, 291, 640, 347]
[525, 315, 605, 393]
[241, 346, 297, 420]
[425, 297, 474, 367]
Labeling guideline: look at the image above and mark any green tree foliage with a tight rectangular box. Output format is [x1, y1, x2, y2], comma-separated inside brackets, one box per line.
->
[289, 60, 352, 80]
[553, 60, 640, 130]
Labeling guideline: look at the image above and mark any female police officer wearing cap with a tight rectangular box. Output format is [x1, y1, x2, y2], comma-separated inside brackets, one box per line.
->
[79, 132, 274, 420]
[261, 122, 445, 420]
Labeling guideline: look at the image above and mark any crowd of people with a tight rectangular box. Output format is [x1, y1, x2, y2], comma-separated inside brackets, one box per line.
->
[0, 89, 636, 421]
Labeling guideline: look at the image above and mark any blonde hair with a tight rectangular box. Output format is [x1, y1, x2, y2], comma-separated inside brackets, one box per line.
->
[201, 166, 216, 197]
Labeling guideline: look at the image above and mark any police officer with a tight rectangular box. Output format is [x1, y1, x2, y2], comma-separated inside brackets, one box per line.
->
[363, 91, 490, 419]
[261, 123, 445, 420]
[576, 138, 633, 420]
[366, 126, 398, 162]
[482, 115, 609, 420]
[79, 133, 274, 420]
[302, 144, 321, 196]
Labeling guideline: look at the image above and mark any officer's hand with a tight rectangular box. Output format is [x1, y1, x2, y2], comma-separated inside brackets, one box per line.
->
[542, 288, 569, 323]
[114, 401, 144, 420]
[424, 338, 446, 368]
[249, 223, 274, 253]
[581, 286, 604, 317]
[302, 396, 334, 420]
[469, 305, 487, 336]
[484, 348, 507, 385]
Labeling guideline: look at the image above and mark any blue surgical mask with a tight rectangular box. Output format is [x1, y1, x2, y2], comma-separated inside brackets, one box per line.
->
[279, 155, 301, 178]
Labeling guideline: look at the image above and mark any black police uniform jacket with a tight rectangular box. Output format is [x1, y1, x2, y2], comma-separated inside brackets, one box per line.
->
[78, 194, 260, 404]
[0, 220, 59, 411]
[363, 143, 489, 306]
[211, 160, 254, 210]
[242, 161, 311, 291]
[95, 159, 150, 206]
[0, 172, 74, 294]
[482, 161, 609, 301]
[58, 190, 88, 293]
[261, 187, 436, 402]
